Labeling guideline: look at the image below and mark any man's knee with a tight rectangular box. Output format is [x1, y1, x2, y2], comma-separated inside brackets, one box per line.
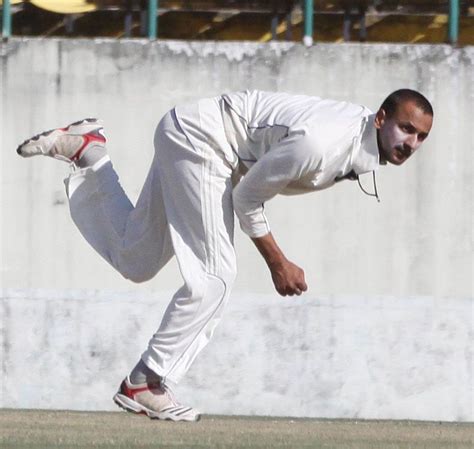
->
[117, 261, 160, 284]
[123, 271, 156, 284]
[219, 262, 238, 290]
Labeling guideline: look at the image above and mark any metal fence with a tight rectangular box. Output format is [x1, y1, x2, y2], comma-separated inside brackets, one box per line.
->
[0, 0, 467, 43]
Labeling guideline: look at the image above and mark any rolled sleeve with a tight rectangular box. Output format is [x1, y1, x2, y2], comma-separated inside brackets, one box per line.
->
[233, 133, 323, 238]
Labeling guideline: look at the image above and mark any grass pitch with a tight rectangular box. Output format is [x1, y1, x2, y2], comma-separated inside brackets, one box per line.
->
[0, 409, 473, 449]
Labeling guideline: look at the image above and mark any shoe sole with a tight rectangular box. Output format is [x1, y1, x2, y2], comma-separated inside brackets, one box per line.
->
[17, 118, 104, 157]
[66, 118, 103, 136]
[113, 393, 200, 422]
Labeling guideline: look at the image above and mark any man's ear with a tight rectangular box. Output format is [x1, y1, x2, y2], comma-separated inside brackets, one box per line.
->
[374, 108, 386, 129]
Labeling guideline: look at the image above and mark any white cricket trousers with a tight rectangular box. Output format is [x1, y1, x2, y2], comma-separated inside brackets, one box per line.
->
[64, 102, 237, 384]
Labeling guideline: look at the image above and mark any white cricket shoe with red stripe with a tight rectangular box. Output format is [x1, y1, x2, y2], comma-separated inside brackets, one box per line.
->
[16, 118, 105, 162]
[113, 377, 200, 422]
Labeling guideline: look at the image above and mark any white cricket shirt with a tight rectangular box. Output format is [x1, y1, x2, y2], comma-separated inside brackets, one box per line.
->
[175, 90, 380, 238]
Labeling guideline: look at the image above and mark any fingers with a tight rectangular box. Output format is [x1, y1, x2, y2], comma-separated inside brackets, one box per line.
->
[278, 281, 308, 297]
[290, 277, 308, 296]
[297, 279, 308, 293]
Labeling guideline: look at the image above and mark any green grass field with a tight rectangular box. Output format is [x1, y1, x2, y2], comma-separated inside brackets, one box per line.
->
[1, 409, 472, 449]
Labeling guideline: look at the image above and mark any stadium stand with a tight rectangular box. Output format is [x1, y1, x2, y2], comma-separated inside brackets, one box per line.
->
[1, 0, 473, 44]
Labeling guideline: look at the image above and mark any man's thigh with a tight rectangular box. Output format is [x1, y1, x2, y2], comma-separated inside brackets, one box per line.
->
[154, 110, 236, 283]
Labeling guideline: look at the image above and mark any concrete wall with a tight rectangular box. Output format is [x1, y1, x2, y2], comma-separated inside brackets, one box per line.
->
[1, 289, 472, 421]
[1, 39, 473, 421]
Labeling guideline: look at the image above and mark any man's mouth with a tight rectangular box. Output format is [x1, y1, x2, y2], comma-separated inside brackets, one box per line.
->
[394, 145, 410, 161]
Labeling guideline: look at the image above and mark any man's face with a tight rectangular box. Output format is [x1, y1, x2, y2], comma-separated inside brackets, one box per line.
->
[375, 101, 433, 165]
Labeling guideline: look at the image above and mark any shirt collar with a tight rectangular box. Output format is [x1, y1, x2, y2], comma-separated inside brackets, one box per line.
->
[351, 113, 381, 175]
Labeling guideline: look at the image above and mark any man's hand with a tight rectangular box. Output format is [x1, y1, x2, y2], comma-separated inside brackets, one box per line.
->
[269, 258, 308, 297]
[251, 232, 308, 297]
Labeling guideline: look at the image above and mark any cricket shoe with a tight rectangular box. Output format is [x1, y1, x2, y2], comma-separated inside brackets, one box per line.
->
[113, 377, 200, 422]
[16, 118, 105, 163]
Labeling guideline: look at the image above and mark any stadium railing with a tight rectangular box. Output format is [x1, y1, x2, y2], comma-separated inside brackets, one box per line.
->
[1, 0, 469, 44]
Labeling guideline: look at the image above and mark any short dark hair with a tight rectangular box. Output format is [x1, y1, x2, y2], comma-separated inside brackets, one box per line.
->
[380, 89, 434, 117]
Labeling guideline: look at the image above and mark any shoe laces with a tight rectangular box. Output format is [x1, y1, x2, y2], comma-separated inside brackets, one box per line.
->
[159, 381, 180, 407]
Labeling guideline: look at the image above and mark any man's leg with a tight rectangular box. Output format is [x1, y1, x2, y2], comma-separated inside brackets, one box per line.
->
[17, 118, 174, 282]
[139, 110, 238, 383]
[113, 110, 237, 421]
[18, 116, 199, 421]
[65, 152, 173, 283]
[17, 112, 236, 420]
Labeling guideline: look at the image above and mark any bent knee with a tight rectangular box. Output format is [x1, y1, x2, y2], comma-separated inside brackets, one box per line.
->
[224, 268, 237, 288]
[118, 264, 159, 284]
[124, 271, 155, 284]
[215, 265, 238, 291]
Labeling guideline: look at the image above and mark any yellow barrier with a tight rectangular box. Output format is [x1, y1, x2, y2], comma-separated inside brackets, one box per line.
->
[30, 0, 96, 14]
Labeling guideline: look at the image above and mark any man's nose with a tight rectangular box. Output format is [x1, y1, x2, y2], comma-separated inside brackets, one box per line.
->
[406, 134, 418, 150]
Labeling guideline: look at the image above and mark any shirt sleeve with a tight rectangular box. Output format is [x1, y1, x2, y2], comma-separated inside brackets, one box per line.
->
[232, 132, 323, 238]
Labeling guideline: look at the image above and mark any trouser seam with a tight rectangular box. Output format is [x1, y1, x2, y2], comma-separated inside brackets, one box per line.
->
[163, 274, 228, 381]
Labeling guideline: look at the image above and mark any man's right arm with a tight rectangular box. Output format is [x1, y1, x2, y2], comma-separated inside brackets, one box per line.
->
[251, 232, 307, 297]
[232, 132, 322, 239]
[232, 132, 321, 296]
